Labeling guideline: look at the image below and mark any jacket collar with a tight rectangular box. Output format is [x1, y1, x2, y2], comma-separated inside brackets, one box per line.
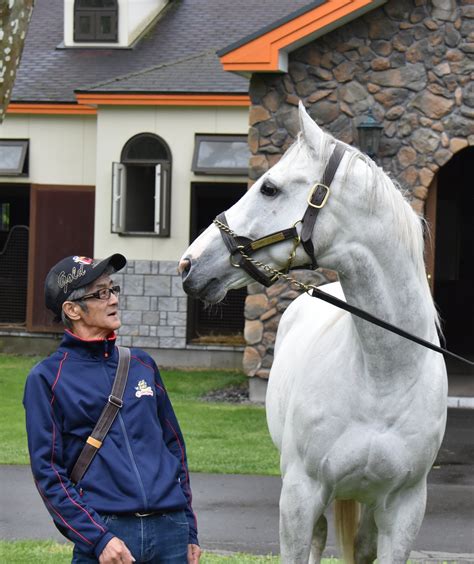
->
[59, 329, 117, 359]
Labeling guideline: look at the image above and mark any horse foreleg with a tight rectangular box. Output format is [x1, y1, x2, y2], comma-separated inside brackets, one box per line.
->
[309, 514, 328, 564]
[375, 479, 427, 564]
[354, 504, 377, 564]
[279, 472, 326, 564]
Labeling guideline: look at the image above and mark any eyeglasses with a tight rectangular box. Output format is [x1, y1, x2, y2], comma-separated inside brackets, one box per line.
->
[70, 285, 121, 302]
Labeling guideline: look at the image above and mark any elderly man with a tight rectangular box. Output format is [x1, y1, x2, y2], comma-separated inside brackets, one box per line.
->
[23, 255, 200, 564]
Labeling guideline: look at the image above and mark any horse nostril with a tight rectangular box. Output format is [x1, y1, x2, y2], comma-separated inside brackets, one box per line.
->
[178, 257, 192, 277]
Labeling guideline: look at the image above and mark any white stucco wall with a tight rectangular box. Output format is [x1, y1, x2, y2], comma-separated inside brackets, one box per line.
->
[0, 114, 96, 185]
[0, 107, 249, 262]
[94, 105, 249, 261]
[128, 0, 168, 45]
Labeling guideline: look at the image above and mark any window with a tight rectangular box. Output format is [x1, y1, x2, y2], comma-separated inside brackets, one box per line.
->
[0, 140, 29, 176]
[74, 0, 118, 42]
[188, 182, 247, 345]
[112, 133, 171, 236]
[192, 135, 250, 175]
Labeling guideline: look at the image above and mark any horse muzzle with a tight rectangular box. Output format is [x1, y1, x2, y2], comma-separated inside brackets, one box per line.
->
[179, 256, 227, 303]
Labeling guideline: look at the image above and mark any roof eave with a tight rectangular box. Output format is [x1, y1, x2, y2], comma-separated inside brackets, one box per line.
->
[220, 0, 388, 75]
[74, 92, 251, 107]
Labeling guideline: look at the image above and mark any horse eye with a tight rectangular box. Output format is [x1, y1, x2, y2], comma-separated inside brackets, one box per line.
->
[260, 182, 278, 197]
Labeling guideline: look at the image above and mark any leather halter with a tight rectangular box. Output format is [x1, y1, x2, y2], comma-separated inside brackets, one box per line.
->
[214, 142, 346, 287]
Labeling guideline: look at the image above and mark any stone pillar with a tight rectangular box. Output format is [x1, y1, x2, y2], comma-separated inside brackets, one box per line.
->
[244, 0, 474, 398]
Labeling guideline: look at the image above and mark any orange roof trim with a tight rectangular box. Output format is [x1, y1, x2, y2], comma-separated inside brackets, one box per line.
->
[76, 93, 250, 107]
[220, 0, 387, 74]
[8, 103, 97, 115]
[6, 94, 250, 115]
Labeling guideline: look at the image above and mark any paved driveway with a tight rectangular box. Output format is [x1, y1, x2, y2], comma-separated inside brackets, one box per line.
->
[1, 409, 473, 559]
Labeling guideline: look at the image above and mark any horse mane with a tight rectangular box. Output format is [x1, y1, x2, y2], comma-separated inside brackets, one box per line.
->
[295, 129, 440, 329]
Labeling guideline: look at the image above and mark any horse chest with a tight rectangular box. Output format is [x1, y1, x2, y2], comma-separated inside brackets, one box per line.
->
[268, 301, 444, 501]
[275, 384, 444, 503]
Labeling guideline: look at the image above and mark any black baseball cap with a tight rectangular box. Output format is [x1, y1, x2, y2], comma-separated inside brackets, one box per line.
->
[45, 254, 127, 318]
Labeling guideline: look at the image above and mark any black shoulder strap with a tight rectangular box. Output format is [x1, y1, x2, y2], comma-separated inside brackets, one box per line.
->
[70, 346, 131, 485]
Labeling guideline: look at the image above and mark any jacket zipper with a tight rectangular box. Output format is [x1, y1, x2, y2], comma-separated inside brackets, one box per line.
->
[101, 359, 148, 511]
[118, 413, 148, 511]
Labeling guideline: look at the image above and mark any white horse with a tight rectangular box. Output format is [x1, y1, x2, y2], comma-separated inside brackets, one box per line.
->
[179, 103, 447, 563]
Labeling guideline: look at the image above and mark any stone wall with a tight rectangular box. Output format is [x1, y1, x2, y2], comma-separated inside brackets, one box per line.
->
[113, 260, 244, 369]
[243, 0, 474, 380]
[113, 260, 187, 349]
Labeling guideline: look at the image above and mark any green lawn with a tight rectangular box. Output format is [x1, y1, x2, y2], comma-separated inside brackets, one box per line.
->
[0, 356, 283, 559]
[167, 370, 279, 474]
[0, 541, 456, 564]
[0, 355, 280, 475]
[0, 540, 71, 564]
[0, 355, 40, 465]
[0, 540, 342, 563]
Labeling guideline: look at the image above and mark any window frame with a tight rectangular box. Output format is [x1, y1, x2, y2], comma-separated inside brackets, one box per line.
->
[111, 133, 172, 237]
[191, 134, 250, 176]
[74, 0, 118, 43]
[0, 139, 29, 176]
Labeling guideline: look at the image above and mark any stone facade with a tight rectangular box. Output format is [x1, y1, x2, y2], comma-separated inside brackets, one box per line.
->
[243, 0, 474, 380]
[113, 260, 187, 349]
[113, 260, 244, 369]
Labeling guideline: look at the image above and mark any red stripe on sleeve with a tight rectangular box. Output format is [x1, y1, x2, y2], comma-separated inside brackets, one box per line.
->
[35, 479, 93, 546]
[165, 419, 198, 529]
[132, 355, 154, 371]
[50, 352, 68, 404]
[47, 353, 106, 536]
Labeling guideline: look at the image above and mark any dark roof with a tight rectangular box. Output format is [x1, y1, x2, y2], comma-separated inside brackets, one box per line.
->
[13, 0, 312, 103]
[80, 50, 248, 94]
[218, 0, 326, 57]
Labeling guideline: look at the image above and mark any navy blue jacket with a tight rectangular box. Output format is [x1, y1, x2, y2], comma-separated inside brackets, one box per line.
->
[23, 331, 198, 558]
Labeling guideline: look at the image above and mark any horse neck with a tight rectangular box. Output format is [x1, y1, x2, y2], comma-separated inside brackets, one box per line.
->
[328, 207, 436, 378]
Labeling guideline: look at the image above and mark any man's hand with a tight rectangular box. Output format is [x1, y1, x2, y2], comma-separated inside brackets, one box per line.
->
[188, 543, 201, 563]
[99, 537, 135, 563]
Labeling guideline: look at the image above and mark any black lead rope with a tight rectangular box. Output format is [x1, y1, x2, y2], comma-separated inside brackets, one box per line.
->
[310, 287, 474, 367]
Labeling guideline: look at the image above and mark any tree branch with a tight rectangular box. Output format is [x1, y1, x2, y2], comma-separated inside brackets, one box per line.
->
[0, 0, 35, 123]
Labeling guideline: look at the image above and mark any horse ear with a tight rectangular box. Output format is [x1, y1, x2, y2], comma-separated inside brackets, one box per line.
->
[298, 101, 324, 150]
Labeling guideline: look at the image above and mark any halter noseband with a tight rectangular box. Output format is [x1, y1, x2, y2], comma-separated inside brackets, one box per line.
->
[213, 142, 346, 287]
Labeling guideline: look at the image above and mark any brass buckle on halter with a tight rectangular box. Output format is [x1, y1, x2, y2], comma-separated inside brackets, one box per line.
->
[307, 183, 330, 209]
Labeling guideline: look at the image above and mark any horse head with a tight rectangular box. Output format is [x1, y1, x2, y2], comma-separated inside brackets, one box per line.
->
[180, 103, 362, 303]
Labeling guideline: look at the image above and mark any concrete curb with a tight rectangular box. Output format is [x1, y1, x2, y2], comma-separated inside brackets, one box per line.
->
[447, 396, 474, 409]
[409, 551, 474, 563]
[205, 549, 474, 562]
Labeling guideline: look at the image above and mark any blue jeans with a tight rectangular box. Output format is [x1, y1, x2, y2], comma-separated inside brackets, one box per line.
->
[71, 510, 189, 563]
